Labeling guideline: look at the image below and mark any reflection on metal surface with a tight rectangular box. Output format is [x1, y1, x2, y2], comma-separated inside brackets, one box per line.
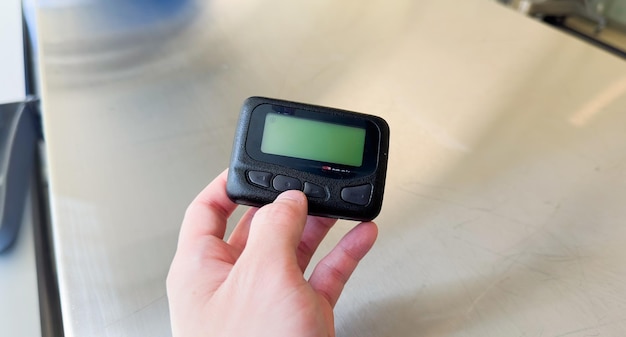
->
[0, 100, 37, 252]
[563, 15, 626, 51]
[512, 0, 608, 30]
[499, 0, 626, 55]
[41, 0, 200, 86]
[570, 77, 626, 126]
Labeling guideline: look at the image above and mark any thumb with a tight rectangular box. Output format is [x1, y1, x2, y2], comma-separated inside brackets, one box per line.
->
[242, 190, 308, 264]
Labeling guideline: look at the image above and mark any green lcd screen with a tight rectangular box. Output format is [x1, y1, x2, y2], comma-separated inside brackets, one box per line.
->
[261, 112, 366, 167]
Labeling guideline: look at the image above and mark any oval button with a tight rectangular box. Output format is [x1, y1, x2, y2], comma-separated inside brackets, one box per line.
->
[247, 171, 272, 188]
[340, 184, 372, 206]
[303, 182, 327, 198]
[272, 175, 302, 191]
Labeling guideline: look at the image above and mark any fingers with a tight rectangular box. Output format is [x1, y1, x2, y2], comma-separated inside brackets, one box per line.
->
[296, 216, 337, 272]
[177, 169, 237, 250]
[242, 190, 308, 264]
[309, 221, 378, 308]
[229, 200, 337, 271]
[226, 207, 258, 251]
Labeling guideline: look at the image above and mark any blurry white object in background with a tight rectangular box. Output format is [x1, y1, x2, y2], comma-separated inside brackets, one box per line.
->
[0, 0, 26, 104]
[0, 189, 42, 337]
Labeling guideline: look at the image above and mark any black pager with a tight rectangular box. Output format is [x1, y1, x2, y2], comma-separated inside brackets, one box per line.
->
[226, 97, 390, 221]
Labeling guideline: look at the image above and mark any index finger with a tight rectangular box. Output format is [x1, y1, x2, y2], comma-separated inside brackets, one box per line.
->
[177, 169, 237, 250]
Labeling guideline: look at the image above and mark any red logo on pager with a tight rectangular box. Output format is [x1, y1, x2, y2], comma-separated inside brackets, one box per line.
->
[321, 166, 351, 174]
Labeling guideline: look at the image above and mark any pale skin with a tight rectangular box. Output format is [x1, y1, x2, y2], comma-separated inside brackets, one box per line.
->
[167, 169, 378, 337]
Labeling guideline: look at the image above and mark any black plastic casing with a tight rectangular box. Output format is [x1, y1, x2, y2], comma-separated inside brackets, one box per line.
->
[226, 97, 390, 222]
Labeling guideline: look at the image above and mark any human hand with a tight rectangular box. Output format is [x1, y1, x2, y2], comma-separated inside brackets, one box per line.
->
[166, 169, 378, 337]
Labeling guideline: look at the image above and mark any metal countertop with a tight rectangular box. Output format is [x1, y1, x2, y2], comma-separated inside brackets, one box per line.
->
[38, 1, 626, 336]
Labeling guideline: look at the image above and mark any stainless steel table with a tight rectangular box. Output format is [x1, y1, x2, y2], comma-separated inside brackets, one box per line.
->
[38, 0, 626, 336]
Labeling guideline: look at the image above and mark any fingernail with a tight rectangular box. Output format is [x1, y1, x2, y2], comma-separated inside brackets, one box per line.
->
[276, 190, 305, 204]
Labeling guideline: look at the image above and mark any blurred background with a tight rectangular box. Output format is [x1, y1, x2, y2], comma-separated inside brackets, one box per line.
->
[498, 0, 626, 55]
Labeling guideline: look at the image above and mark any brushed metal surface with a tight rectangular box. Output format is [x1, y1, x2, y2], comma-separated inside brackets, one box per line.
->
[38, 0, 626, 336]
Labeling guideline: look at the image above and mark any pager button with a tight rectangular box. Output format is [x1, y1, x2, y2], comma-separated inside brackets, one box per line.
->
[247, 171, 272, 188]
[303, 182, 327, 198]
[273, 175, 302, 191]
[340, 184, 373, 206]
